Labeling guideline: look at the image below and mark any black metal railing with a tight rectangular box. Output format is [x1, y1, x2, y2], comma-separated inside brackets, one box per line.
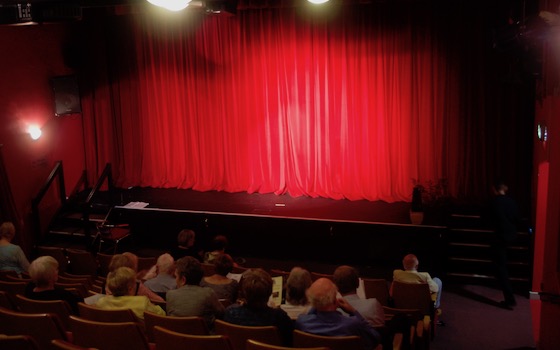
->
[31, 161, 67, 240]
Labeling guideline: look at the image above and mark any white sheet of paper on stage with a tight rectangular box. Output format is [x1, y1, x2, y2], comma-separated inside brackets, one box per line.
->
[123, 201, 149, 208]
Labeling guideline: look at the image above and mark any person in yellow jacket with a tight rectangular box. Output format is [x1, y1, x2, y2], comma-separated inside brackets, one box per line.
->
[96, 266, 165, 320]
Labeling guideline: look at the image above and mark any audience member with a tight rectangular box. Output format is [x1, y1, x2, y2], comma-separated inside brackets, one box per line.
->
[393, 254, 442, 309]
[204, 235, 229, 264]
[0, 221, 30, 276]
[333, 265, 385, 327]
[280, 267, 312, 319]
[224, 268, 294, 346]
[25, 256, 82, 314]
[144, 253, 176, 299]
[171, 229, 203, 262]
[166, 256, 225, 329]
[105, 252, 164, 303]
[295, 278, 381, 350]
[200, 253, 238, 304]
[96, 267, 165, 320]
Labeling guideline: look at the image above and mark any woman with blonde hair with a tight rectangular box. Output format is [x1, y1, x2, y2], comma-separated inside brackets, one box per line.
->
[0, 221, 30, 276]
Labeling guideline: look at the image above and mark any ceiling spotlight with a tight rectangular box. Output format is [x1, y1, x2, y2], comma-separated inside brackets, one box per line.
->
[147, 0, 192, 11]
[28, 125, 42, 140]
[307, 0, 330, 4]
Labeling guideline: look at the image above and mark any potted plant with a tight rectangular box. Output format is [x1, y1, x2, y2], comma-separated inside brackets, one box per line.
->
[410, 178, 450, 225]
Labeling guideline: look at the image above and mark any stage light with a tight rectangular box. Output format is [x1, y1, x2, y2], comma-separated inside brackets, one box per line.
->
[28, 125, 42, 140]
[307, 0, 330, 4]
[537, 122, 548, 142]
[147, 0, 192, 11]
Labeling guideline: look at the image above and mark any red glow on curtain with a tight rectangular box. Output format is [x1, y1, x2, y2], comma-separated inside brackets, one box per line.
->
[79, 4, 532, 204]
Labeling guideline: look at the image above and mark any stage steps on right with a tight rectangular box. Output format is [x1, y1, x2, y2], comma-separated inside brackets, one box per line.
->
[444, 212, 532, 292]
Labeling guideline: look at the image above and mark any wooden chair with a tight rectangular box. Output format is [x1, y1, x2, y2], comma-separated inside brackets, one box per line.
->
[144, 310, 209, 342]
[36, 246, 69, 273]
[51, 339, 96, 350]
[137, 256, 157, 273]
[0, 307, 68, 349]
[69, 315, 151, 350]
[214, 319, 281, 350]
[0, 269, 20, 280]
[390, 281, 435, 341]
[201, 263, 216, 277]
[0, 334, 40, 350]
[246, 339, 329, 350]
[95, 252, 114, 276]
[154, 325, 233, 350]
[293, 329, 363, 350]
[57, 275, 92, 289]
[15, 294, 73, 330]
[0, 290, 18, 310]
[362, 278, 391, 306]
[77, 301, 139, 323]
[65, 249, 98, 276]
[0, 279, 27, 296]
[5, 274, 32, 282]
[54, 282, 89, 298]
[231, 265, 249, 274]
[310, 272, 333, 282]
[383, 306, 426, 350]
[94, 225, 132, 254]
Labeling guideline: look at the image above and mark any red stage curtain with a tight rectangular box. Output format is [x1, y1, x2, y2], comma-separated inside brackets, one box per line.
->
[79, 4, 533, 204]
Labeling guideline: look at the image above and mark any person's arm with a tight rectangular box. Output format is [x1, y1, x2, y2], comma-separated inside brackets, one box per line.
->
[423, 273, 439, 293]
[15, 246, 30, 272]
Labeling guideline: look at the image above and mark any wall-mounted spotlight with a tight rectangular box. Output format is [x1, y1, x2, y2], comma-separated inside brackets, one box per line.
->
[307, 0, 330, 4]
[28, 125, 42, 140]
[147, 0, 192, 11]
[537, 122, 548, 142]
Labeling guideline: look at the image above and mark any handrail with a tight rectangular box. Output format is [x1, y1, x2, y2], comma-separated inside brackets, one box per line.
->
[68, 170, 89, 200]
[85, 163, 113, 206]
[31, 161, 66, 240]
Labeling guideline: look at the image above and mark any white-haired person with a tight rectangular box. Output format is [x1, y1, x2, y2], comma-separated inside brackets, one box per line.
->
[393, 253, 442, 309]
[0, 221, 30, 276]
[96, 266, 165, 320]
[25, 256, 82, 314]
[144, 253, 177, 299]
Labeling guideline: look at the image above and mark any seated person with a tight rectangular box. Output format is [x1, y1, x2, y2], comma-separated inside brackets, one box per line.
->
[166, 256, 225, 329]
[200, 253, 238, 304]
[144, 253, 177, 299]
[280, 267, 312, 319]
[203, 235, 229, 264]
[25, 256, 83, 314]
[96, 266, 165, 320]
[0, 221, 30, 276]
[223, 268, 294, 346]
[295, 278, 381, 350]
[393, 253, 442, 309]
[333, 265, 384, 327]
[171, 229, 203, 262]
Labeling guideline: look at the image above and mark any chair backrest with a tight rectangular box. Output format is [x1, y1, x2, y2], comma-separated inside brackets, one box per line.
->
[361, 278, 390, 306]
[310, 272, 333, 282]
[95, 252, 114, 277]
[15, 294, 73, 330]
[0, 269, 20, 280]
[246, 339, 330, 350]
[0, 290, 18, 310]
[36, 246, 69, 273]
[51, 339, 96, 350]
[57, 275, 92, 289]
[54, 282, 89, 299]
[65, 249, 98, 276]
[154, 325, 233, 350]
[0, 279, 27, 296]
[70, 315, 150, 350]
[137, 256, 157, 273]
[0, 307, 68, 349]
[0, 334, 40, 350]
[293, 329, 363, 350]
[77, 302, 139, 323]
[214, 319, 281, 350]
[144, 310, 209, 342]
[390, 281, 433, 315]
[201, 263, 216, 277]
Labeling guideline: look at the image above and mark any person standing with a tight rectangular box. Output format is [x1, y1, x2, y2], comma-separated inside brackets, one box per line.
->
[488, 179, 519, 309]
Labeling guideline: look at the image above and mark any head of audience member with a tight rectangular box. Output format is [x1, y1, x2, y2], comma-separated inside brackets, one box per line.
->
[0, 221, 16, 242]
[109, 252, 139, 273]
[155, 253, 175, 276]
[333, 265, 360, 295]
[28, 256, 59, 289]
[106, 267, 137, 297]
[239, 268, 273, 308]
[493, 178, 508, 195]
[402, 254, 419, 271]
[214, 253, 234, 277]
[211, 235, 229, 252]
[175, 256, 203, 287]
[306, 278, 339, 312]
[285, 267, 312, 306]
[177, 229, 196, 248]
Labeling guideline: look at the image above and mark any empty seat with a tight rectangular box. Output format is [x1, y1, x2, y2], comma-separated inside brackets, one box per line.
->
[69, 315, 150, 350]
[154, 325, 233, 350]
[66, 250, 98, 276]
[0, 307, 68, 349]
[15, 294, 74, 330]
[144, 310, 209, 342]
[214, 319, 281, 350]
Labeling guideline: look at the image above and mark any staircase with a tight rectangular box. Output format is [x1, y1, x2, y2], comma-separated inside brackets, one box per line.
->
[444, 211, 532, 293]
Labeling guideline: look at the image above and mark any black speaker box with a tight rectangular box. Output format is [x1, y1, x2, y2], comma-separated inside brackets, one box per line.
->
[52, 75, 81, 116]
